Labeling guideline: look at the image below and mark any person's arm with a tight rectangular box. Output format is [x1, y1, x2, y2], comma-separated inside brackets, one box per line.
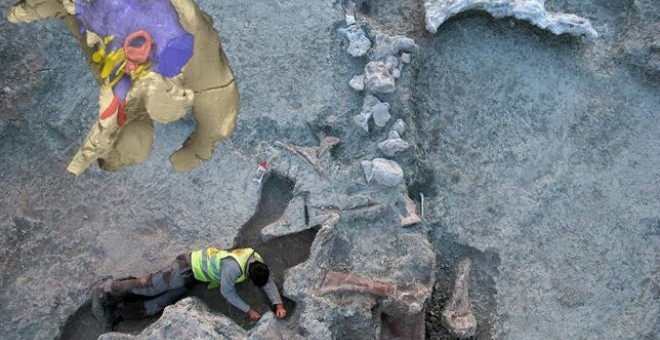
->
[261, 272, 286, 318]
[219, 259, 250, 313]
[261, 275, 283, 305]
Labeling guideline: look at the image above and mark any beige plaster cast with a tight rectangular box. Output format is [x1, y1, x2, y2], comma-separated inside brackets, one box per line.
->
[6, 0, 239, 175]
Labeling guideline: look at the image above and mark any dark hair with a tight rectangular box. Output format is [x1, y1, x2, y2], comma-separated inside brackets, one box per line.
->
[248, 262, 270, 287]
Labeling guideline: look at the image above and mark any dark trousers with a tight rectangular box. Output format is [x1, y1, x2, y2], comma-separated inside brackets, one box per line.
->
[108, 253, 195, 319]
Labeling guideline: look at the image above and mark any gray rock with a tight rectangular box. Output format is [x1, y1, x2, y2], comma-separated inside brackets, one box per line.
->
[99, 298, 249, 340]
[378, 138, 410, 157]
[391, 119, 407, 136]
[423, 0, 597, 38]
[349, 74, 365, 91]
[363, 34, 415, 94]
[371, 33, 416, 61]
[247, 312, 289, 340]
[354, 95, 387, 131]
[337, 24, 371, 57]
[372, 102, 391, 127]
[353, 111, 371, 132]
[361, 160, 374, 182]
[401, 53, 412, 64]
[345, 14, 356, 26]
[297, 314, 333, 340]
[391, 68, 401, 79]
[441, 259, 477, 339]
[368, 158, 404, 187]
[364, 61, 396, 93]
[343, 1, 357, 26]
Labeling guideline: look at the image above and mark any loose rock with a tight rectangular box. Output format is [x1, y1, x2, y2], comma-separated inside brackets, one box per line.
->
[372, 102, 391, 127]
[364, 61, 396, 93]
[371, 33, 416, 61]
[349, 74, 365, 91]
[362, 158, 404, 187]
[337, 24, 371, 57]
[401, 52, 412, 64]
[392, 119, 407, 136]
[98, 298, 249, 340]
[378, 137, 410, 157]
[353, 95, 386, 131]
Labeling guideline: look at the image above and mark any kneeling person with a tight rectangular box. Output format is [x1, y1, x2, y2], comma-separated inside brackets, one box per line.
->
[92, 247, 287, 325]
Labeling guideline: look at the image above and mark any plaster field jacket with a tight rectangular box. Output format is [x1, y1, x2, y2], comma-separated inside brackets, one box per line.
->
[190, 247, 282, 312]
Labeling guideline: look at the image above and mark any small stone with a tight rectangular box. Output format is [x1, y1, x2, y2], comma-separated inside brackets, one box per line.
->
[378, 138, 410, 157]
[372, 102, 391, 127]
[370, 158, 403, 187]
[338, 25, 371, 57]
[392, 68, 401, 79]
[371, 32, 416, 60]
[388, 130, 401, 140]
[3, 87, 11, 93]
[353, 95, 383, 131]
[392, 119, 406, 135]
[349, 74, 365, 91]
[345, 14, 356, 26]
[364, 61, 396, 93]
[401, 52, 412, 64]
[363, 94, 381, 108]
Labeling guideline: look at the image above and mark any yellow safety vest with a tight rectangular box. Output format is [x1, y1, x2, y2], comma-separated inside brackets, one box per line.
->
[190, 247, 264, 289]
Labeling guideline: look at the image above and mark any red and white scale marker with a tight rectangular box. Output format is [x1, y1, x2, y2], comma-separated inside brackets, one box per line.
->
[252, 161, 268, 183]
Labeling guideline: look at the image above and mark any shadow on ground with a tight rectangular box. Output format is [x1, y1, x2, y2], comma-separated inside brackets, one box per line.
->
[60, 172, 318, 339]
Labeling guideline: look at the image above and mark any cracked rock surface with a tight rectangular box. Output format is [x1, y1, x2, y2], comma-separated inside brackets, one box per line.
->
[1, 0, 659, 339]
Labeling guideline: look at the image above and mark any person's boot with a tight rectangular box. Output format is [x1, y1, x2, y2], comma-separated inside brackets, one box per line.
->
[116, 300, 149, 320]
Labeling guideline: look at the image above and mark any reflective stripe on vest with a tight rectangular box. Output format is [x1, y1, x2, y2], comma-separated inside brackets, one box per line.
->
[202, 248, 220, 282]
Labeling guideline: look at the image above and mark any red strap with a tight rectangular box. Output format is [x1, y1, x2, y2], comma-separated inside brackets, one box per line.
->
[100, 95, 119, 121]
[99, 95, 127, 127]
[117, 99, 126, 127]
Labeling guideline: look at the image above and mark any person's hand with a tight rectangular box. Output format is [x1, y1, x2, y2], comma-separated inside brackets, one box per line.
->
[247, 308, 261, 321]
[275, 304, 287, 319]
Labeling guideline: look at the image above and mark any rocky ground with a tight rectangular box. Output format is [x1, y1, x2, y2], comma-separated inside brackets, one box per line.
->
[1, 0, 658, 339]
